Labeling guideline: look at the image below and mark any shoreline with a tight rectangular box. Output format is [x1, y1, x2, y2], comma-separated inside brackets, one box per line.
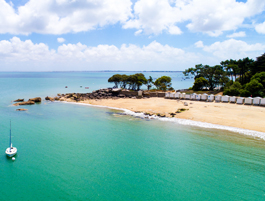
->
[62, 97, 265, 140]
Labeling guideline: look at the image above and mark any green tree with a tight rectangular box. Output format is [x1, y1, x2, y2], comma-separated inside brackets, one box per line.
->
[154, 76, 172, 91]
[237, 57, 254, 84]
[184, 64, 228, 90]
[135, 73, 147, 90]
[239, 89, 251, 97]
[120, 74, 129, 89]
[108, 74, 122, 88]
[220, 59, 239, 82]
[251, 72, 265, 88]
[223, 82, 242, 96]
[146, 76, 154, 90]
[245, 79, 264, 97]
[250, 53, 265, 75]
[192, 77, 209, 91]
[127, 73, 147, 90]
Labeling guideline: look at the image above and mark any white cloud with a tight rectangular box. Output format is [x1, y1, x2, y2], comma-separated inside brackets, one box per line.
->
[199, 39, 265, 60]
[0, 37, 55, 62]
[195, 41, 204, 48]
[123, 0, 184, 35]
[1, 37, 264, 71]
[134, 29, 143, 35]
[226, 31, 246, 38]
[57, 37, 65, 43]
[0, 37, 201, 71]
[123, 0, 265, 36]
[255, 21, 265, 34]
[0, 0, 264, 36]
[0, 0, 132, 35]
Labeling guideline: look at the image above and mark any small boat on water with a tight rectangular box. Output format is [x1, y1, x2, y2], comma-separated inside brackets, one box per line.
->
[65, 86, 68, 88]
[5, 121, 17, 157]
[85, 87, 89, 89]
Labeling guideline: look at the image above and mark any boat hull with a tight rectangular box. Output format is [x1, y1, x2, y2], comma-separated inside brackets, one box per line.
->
[5, 147, 17, 157]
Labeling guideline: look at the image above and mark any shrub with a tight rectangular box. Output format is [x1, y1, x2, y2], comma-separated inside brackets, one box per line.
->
[223, 88, 240, 96]
[192, 77, 209, 91]
[239, 89, 251, 97]
[245, 79, 264, 97]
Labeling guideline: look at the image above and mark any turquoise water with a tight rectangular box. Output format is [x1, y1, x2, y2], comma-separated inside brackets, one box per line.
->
[0, 72, 264, 201]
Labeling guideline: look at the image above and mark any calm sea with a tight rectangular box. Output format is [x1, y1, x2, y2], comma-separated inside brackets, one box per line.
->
[0, 72, 264, 201]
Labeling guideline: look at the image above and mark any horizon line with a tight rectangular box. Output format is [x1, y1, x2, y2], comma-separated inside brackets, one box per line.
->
[0, 70, 184, 73]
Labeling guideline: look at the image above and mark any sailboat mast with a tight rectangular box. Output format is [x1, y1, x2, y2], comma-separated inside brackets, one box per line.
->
[10, 120, 12, 148]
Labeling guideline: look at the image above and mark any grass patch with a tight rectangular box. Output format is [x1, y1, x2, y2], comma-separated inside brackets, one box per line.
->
[176, 108, 189, 113]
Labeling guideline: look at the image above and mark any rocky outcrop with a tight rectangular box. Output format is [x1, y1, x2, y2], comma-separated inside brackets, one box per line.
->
[13, 101, 35, 106]
[28, 97, 41, 102]
[45, 96, 54, 101]
[55, 89, 165, 102]
[16, 108, 28, 111]
[14, 99, 24, 102]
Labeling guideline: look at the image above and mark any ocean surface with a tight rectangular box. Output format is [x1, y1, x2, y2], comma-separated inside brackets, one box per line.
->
[0, 72, 264, 201]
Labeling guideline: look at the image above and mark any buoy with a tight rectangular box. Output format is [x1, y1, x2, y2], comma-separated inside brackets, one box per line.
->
[12, 157, 15, 161]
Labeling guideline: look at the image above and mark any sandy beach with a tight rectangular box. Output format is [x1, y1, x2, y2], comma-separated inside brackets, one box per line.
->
[65, 97, 265, 133]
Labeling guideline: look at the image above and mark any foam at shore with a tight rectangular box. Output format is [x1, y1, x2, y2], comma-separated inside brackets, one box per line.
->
[63, 101, 265, 141]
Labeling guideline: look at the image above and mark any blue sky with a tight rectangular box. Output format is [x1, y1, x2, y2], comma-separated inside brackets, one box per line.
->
[0, 0, 265, 71]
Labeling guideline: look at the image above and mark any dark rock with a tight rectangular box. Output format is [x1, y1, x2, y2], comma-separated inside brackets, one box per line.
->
[13, 101, 35, 106]
[112, 88, 122, 92]
[118, 94, 126, 98]
[28, 97, 41, 102]
[14, 99, 24, 102]
[16, 108, 28, 111]
[169, 113, 176, 117]
[45, 96, 54, 101]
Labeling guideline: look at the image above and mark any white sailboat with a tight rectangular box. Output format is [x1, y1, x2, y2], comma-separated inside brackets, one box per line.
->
[5, 121, 17, 157]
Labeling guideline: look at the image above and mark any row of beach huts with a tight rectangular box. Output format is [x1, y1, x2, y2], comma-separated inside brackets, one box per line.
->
[165, 92, 265, 106]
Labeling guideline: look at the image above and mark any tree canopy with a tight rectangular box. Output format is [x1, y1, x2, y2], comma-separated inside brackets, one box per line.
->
[184, 53, 265, 97]
[183, 64, 228, 90]
[108, 74, 172, 91]
[154, 76, 172, 91]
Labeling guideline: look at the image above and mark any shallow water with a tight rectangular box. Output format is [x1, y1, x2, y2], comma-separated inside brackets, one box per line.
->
[0, 72, 264, 201]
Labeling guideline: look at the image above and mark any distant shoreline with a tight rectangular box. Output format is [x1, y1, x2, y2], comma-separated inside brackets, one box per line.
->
[0, 70, 184, 73]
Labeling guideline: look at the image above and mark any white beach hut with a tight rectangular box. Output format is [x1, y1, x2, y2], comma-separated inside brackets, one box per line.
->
[253, 97, 262, 105]
[201, 93, 208, 101]
[260, 98, 265, 106]
[165, 92, 170, 98]
[191, 93, 197, 100]
[207, 94, 215, 102]
[215, 95, 222, 102]
[185, 94, 191, 100]
[221, 95, 230, 103]
[230, 96, 237, 103]
[175, 92, 181, 99]
[169, 92, 175, 99]
[244, 97, 253, 105]
[180, 93, 186, 99]
[236, 97, 244, 104]
[173, 92, 179, 99]
[196, 94, 201, 101]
